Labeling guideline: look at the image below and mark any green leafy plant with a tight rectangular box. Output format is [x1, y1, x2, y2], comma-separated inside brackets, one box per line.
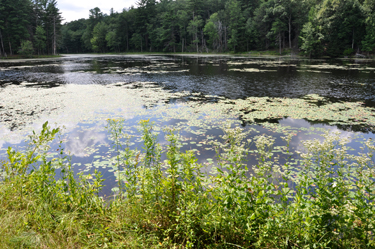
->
[1, 121, 374, 248]
[17, 40, 34, 58]
[343, 48, 355, 56]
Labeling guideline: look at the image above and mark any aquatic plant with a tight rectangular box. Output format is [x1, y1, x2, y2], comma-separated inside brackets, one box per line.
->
[1, 121, 374, 248]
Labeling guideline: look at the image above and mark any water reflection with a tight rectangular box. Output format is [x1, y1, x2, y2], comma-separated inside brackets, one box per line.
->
[65, 129, 106, 157]
[1, 54, 375, 195]
[0, 55, 374, 104]
[279, 118, 357, 153]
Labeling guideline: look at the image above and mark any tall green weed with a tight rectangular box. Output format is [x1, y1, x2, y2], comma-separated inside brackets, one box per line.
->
[0, 121, 374, 248]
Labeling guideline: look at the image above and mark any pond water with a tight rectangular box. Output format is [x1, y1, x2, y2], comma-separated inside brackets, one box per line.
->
[1, 54, 375, 196]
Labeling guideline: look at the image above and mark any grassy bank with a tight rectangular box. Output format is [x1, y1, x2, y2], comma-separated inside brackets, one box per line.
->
[1, 120, 374, 248]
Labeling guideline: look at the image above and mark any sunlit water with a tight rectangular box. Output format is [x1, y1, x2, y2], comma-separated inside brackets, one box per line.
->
[1, 54, 375, 195]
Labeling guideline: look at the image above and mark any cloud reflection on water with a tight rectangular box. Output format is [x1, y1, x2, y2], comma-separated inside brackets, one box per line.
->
[279, 118, 357, 154]
[65, 129, 106, 157]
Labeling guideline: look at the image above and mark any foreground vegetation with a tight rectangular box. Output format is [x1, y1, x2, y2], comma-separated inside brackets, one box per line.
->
[1, 120, 374, 248]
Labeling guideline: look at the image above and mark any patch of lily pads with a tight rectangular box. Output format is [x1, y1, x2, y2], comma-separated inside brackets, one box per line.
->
[193, 93, 375, 129]
[298, 63, 375, 71]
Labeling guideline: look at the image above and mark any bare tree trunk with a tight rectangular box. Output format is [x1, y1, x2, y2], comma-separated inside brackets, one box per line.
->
[5, 23, 12, 55]
[352, 28, 354, 49]
[126, 32, 129, 51]
[6, 24, 12, 56]
[145, 34, 148, 51]
[294, 28, 300, 50]
[279, 32, 281, 55]
[53, 16, 56, 55]
[0, 29, 6, 57]
[288, 15, 292, 49]
[8, 41, 12, 56]
[46, 29, 50, 55]
[196, 34, 198, 53]
[224, 26, 227, 51]
[182, 38, 184, 52]
[201, 30, 204, 53]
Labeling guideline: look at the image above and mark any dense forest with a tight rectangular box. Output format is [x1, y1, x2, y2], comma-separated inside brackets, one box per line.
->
[0, 0, 62, 57]
[1, 0, 375, 58]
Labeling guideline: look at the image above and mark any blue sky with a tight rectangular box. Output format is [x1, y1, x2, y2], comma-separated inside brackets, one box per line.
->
[57, 0, 138, 23]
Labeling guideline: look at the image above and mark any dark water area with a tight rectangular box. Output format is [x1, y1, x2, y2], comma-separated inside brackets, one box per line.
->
[1, 54, 375, 196]
[1, 55, 375, 104]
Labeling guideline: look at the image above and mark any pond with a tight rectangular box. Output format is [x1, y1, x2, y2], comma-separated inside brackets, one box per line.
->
[1, 54, 375, 196]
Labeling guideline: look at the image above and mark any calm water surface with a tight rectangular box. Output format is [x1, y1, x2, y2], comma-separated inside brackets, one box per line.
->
[1, 54, 375, 195]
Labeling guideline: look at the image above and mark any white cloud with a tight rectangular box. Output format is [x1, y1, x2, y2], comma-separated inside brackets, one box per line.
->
[57, 0, 138, 23]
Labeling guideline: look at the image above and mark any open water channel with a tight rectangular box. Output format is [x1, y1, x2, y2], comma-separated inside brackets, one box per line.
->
[1, 54, 375, 195]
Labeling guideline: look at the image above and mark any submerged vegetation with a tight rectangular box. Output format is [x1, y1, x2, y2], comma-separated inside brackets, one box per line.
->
[1, 120, 374, 248]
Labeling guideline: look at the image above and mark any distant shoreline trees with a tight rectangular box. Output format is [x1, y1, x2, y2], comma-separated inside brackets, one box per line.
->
[2, 0, 375, 58]
[0, 0, 62, 58]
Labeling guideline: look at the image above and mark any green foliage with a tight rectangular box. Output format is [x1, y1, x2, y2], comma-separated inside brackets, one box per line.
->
[17, 40, 34, 57]
[1, 121, 375, 247]
[91, 21, 108, 52]
[226, 0, 243, 52]
[52, 0, 375, 56]
[300, 22, 324, 58]
[130, 33, 143, 51]
[0, 122, 106, 247]
[203, 13, 219, 49]
[60, 19, 86, 53]
[105, 30, 120, 52]
[187, 15, 203, 53]
[2, 0, 375, 56]
[0, 0, 62, 56]
[362, 0, 375, 53]
[34, 26, 46, 55]
[343, 48, 355, 56]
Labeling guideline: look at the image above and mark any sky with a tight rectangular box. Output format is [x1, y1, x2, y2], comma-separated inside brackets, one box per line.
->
[57, 0, 138, 23]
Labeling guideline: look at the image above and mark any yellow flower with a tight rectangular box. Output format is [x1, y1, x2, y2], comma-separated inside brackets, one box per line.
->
[140, 119, 150, 124]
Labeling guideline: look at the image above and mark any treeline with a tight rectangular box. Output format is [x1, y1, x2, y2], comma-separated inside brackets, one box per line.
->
[61, 0, 375, 57]
[1, 0, 375, 58]
[0, 0, 62, 57]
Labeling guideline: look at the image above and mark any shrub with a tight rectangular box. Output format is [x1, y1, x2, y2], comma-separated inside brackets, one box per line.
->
[17, 40, 34, 58]
[343, 48, 355, 56]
